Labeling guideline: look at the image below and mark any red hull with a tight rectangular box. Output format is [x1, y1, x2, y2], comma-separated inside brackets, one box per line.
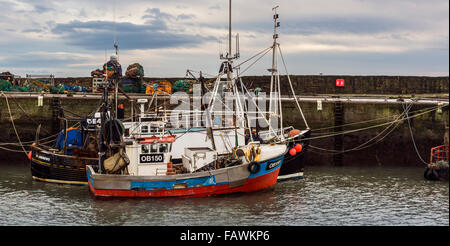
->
[89, 168, 280, 198]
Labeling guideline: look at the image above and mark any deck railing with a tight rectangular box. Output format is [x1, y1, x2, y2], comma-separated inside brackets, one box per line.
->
[430, 145, 449, 166]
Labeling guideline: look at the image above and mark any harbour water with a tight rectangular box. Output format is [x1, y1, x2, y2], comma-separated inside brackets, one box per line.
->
[0, 161, 448, 226]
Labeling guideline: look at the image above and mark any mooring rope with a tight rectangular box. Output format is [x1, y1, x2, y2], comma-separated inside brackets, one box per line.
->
[1, 91, 28, 157]
[403, 102, 429, 165]
[307, 103, 446, 160]
[311, 105, 441, 133]
[309, 103, 413, 154]
[283, 103, 445, 143]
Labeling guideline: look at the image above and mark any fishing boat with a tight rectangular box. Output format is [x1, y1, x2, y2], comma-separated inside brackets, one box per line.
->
[121, 2, 310, 181]
[29, 108, 100, 185]
[31, 1, 310, 185]
[87, 131, 287, 197]
[223, 4, 311, 180]
[87, 1, 291, 197]
[29, 48, 121, 185]
[424, 145, 449, 181]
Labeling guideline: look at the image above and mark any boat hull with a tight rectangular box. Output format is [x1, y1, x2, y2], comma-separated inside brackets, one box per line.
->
[30, 146, 98, 185]
[87, 155, 284, 198]
[424, 165, 449, 181]
[277, 129, 310, 181]
[278, 148, 306, 181]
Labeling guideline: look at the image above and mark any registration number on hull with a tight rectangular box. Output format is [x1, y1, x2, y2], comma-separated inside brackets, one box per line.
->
[140, 154, 164, 163]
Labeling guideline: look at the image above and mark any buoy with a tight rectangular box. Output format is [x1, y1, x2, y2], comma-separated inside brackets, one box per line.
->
[27, 151, 32, 160]
[289, 148, 297, 156]
[288, 129, 301, 137]
[294, 144, 303, 153]
[166, 162, 175, 175]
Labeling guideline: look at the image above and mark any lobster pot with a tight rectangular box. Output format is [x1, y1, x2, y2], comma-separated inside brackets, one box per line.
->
[182, 147, 217, 173]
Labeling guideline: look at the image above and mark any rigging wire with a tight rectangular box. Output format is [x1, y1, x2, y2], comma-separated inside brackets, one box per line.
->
[238, 47, 273, 76]
[233, 46, 272, 71]
[277, 43, 309, 129]
[403, 102, 429, 165]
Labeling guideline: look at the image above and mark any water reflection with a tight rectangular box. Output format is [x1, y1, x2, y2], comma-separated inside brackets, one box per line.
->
[0, 162, 448, 226]
[88, 188, 280, 226]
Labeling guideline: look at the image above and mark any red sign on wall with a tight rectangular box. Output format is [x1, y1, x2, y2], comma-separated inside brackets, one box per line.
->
[336, 79, 345, 87]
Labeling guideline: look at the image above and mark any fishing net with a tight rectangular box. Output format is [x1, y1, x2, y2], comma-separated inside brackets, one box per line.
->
[0, 79, 13, 91]
[125, 63, 144, 78]
[172, 80, 192, 93]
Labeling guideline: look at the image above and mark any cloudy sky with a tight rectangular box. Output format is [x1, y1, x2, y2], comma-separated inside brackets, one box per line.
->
[0, 0, 448, 77]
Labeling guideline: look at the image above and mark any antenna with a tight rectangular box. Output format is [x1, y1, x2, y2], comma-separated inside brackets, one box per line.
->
[228, 0, 232, 59]
[236, 33, 240, 59]
[220, 0, 239, 61]
[272, 5, 280, 41]
[113, 0, 119, 57]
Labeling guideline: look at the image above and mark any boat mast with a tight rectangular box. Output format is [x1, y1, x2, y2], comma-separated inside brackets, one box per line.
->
[113, 1, 119, 119]
[98, 1, 120, 173]
[268, 6, 283, 139]
[228, 0, 232, 63]
[213, 0, 242, 148]
[229, 0, 237, 147]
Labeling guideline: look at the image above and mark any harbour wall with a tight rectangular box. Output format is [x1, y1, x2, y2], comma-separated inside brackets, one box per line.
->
[1, 92, 448, 166]
[240, 75, 449, 95]
[16, 75, 449, 95]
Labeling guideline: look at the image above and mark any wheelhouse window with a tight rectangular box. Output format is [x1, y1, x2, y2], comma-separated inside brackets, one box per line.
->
[141, 145, 149, 154]
[141, 125, 148, 134]
[150, 144, 158, 153]
[159, 143, 168, 153]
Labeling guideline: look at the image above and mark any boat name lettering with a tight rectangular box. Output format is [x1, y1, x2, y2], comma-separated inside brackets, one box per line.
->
[86, 118, 101, 125]
[140, 154, 164, 163]
[266, 160, 281, 170]
[36, 154, 51, 162]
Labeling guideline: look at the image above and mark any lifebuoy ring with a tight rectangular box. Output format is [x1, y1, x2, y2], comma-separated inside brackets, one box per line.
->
[248, 162, 260, 174]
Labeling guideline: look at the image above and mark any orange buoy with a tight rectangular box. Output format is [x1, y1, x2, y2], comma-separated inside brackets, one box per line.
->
[166, 162, 175, 175]
[27, 151, 32, 160]
[288, 129, 301, 137]
[289, 148, 297, 156]
[294, 144, 303, 153]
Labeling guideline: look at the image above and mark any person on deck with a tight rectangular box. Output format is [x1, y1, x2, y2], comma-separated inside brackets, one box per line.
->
[103, 55, 122, 80]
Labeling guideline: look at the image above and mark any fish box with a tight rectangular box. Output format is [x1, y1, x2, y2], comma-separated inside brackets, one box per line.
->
[182, 147, 217, 173]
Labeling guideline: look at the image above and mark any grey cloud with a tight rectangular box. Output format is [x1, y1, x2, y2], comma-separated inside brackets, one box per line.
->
[208, 4, 222, 10]
[22, 28, 43, 33]
[219, 15, 420, 36]
[3, 53, 88, 68]
[34, 5, 54, 13]
[142, 8, 195, 22]
[176, 14, 195, 21]
[51, 20, 215, 50]
[142, 8, 174, 21]
[283, 17, 415, 35]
